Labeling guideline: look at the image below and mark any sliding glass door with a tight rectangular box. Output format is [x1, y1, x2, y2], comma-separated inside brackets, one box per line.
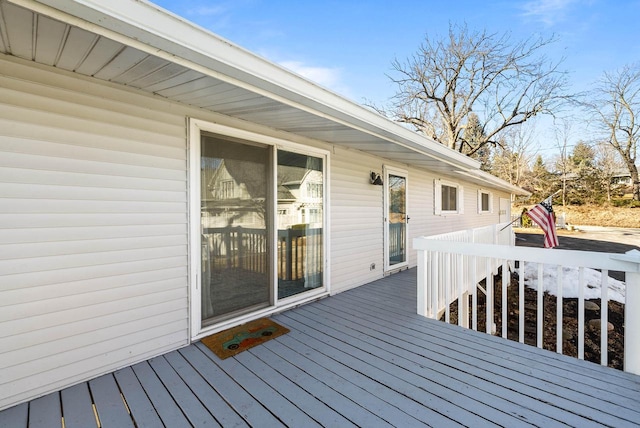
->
[200, 133, 271, 325]
[276, 150, 324, 299]
[192, 121, 328, 333]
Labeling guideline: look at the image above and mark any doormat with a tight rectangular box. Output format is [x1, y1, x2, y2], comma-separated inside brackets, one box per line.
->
[200, 318, 289, 359]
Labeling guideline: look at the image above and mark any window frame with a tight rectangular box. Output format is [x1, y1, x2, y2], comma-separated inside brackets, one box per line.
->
[434, 179, 464, 215]
[478, 189, 493, 214]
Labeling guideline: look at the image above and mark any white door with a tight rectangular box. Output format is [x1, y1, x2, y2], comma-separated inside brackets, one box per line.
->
[384, 166, 408, 272]
[499, 198, 511, 223]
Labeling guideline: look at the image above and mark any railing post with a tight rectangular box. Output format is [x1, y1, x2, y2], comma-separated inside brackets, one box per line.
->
[417, 248, 427, 317]
[624, 250, 640, 375]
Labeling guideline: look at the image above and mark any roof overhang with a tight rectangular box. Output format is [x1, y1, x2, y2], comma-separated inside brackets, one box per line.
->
[1, 0, 529, 196]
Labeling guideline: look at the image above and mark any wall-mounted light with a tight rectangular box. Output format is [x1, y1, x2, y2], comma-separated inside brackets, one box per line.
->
[370, 171, 383, 186]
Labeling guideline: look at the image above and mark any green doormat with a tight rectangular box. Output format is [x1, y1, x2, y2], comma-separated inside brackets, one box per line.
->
[201, 318, 290, 359]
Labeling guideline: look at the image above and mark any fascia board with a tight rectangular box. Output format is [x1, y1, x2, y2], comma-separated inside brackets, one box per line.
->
[455, 170, 531, 196]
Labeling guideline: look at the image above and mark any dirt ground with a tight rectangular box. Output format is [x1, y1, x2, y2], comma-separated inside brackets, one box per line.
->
[445, 226, 639, 370]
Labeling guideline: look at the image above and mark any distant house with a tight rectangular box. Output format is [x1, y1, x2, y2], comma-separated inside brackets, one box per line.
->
[611, 169, 634, 188]
[0, 0, 528, 411]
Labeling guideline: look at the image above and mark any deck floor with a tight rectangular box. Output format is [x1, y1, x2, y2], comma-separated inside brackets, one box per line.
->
[2, 268, 640, 427]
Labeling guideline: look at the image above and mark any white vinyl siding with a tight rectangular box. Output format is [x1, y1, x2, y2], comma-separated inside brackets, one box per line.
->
[0, 56, 189, 409]
[329, 146, 383, 293]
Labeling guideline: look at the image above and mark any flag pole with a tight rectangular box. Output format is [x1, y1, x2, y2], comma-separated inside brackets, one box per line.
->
[499, 216, 522, 231]
[499, 189, 562, 232]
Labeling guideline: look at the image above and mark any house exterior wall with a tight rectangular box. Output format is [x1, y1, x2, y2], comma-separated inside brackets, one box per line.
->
[0, 55, 191, 410]
[328, 146, 510, 294]
[0, 53, 510, 410]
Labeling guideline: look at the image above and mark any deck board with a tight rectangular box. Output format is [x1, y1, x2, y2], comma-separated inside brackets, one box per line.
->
[2, 268, 640, 427]
[89, 374, 135, 428]
[352, 281, 640, 400]
[163, 350, 248, 427]
[197, 342, 324, 428]
[314, 290, 627, 426]
[332, 278, 640, 426]
[113, 366, 164, 428]
[147, 355, 220, 427]
[234, 349, 357, 427]
[179, 345, 283, 427]
[27, 392, 61, 428]
[60, 383, 98, 428]
[0, 402, 27, 428]
[130, 361, 191, 427]
[282, 305, 573, 427]
[259, 340, 391, 427]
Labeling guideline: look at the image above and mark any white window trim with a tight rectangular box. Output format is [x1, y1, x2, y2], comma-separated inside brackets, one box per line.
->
[434, 179, 464, 215]
[478, 189, 494, 214]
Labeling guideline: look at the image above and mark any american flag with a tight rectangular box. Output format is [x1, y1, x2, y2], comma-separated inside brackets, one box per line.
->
[526, 197, 559, 248]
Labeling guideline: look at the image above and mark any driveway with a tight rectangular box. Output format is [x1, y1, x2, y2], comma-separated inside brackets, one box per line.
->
[515, 226, 640, 282]
[515, 226, 640, 254]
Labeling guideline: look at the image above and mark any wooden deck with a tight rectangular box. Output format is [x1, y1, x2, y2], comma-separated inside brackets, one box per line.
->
[2, 268, 640, 427]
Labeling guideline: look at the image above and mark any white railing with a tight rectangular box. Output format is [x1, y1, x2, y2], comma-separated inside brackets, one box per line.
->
[421, 223, 515, 327]
[414, 227, 640, 374]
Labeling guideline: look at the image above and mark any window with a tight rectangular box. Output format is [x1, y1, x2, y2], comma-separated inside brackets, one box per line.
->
[478, 190, 493, 213]
[306, 182, 323, 199]
[220, 180, 234, 199]
[441, 185, 457, 211]
[434, 179, 463, 215]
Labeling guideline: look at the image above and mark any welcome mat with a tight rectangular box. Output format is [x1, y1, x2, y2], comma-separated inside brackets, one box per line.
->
[201, 318, 289, 359]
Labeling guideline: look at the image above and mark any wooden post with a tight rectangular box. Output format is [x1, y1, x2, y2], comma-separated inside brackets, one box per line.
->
[624, 250, 640, 374]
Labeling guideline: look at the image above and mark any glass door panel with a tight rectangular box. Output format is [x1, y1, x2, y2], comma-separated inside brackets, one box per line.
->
[387, 173, 407, 267]
[200, 134, 271, 324]
[277, 150, 324, 299]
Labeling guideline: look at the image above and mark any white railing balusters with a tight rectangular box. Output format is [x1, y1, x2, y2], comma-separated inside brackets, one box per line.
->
[556, 265, 563, 354]
[601, 270, 609, 366]
[431, 251, 438, 318]
[444, 252, 450, 324]
[519, 261, 525, 344]
[471, 255, 478, 331]
[486, 258, 493, 334]
[578, 267, 585, 360]
[457, 253, 466, 328]
[502, 260, 508, 339]
[415, 230, 640, 374]
[537, 263, 544, 349]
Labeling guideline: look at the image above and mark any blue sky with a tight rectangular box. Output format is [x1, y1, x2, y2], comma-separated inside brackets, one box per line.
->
[151, 0, 640, 157]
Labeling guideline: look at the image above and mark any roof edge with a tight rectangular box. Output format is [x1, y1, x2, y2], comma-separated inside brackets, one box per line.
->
[21, 0, 480, 172]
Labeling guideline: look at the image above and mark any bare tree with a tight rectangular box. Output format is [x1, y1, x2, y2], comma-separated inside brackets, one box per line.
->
[586, 63, 640, 201]
[491, 122, 537, 188]
[552, 118, 572, 207]
[594, 141, 624, 201]
[376, 23, 570, 156]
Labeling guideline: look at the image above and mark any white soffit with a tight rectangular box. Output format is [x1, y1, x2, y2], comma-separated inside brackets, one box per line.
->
[1, 0, 526, 193]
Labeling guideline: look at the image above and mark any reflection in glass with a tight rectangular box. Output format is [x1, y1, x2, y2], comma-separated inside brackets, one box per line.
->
[388, 174, 406, 266]
[200, 134, 271, 324]
[277, 150, 323, 299]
